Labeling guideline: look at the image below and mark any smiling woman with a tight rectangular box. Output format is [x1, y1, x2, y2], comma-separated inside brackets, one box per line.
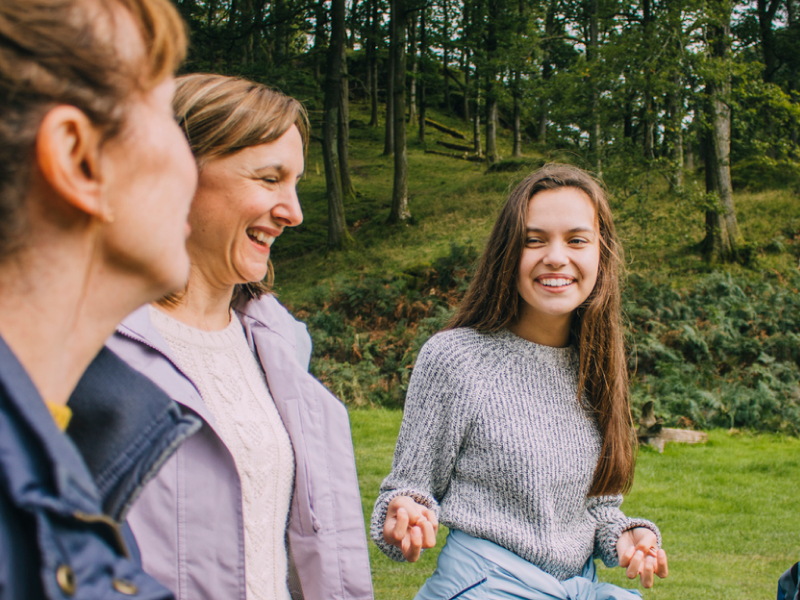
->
[370, 164, 668, 600]
[91, 73, 374, 600]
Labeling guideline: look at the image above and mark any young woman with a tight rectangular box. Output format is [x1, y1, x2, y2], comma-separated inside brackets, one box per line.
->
[0, 0, 198, 598]
[371, 164, 669, 598]
[98, 74, 373, 600]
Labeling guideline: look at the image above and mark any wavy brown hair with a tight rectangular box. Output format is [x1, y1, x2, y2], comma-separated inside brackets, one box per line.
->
[162, 73, 310, 306]
[447, 163, 635, 496]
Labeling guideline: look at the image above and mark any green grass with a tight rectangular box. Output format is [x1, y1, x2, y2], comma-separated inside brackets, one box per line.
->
[351, 408, 800, 600]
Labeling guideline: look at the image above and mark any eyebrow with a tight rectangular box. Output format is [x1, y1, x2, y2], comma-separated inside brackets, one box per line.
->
[526, 227, 596, 234]
[255, 163, 305, 178]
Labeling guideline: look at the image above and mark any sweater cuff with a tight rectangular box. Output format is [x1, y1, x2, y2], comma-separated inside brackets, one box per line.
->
[370, 488, 439, 562]
[596, 517, 662, 568]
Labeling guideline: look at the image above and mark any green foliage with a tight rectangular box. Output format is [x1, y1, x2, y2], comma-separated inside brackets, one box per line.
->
[297, 236, 800, 434]
[627, 272, 800, 433]
[297, 244, 479, 407]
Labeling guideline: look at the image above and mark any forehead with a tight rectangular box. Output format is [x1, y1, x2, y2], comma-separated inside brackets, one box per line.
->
[525, 187, 597, 228]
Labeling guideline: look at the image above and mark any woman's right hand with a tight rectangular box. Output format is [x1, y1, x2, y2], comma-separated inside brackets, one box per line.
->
[383, 495, 439, 562]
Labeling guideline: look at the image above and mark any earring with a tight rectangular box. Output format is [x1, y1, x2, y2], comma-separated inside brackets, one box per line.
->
[100, 208, 115, 224]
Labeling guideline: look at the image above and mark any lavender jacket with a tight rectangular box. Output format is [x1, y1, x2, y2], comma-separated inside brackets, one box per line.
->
[105, 296, 374, 600]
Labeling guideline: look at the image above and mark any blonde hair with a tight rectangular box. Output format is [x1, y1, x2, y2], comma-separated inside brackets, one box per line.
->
[169, 73, 310, 304]
[0, 0, 187, 259]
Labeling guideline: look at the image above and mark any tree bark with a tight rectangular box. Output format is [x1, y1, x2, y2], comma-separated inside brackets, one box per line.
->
[512, 69, 522, 157]
[473, 82, 482, 155]
[418, 6, 427, 144]
[485, 0, 499, 163]
[367, 0, 379, 127]
[339, 43, 355, 198]
[409, 14, 417, 124]
[442, 0, 451, 113]
[702, 3, 741, 262]
[587, 0, 601, 171]
[390, 0, 411, 223]
[323, 0, 351, 248]
[384, 0, 395, 156]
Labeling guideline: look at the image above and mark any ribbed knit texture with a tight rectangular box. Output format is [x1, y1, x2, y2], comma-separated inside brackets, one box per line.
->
[371, 328, 660, 582]
[150, 307, 294, 600]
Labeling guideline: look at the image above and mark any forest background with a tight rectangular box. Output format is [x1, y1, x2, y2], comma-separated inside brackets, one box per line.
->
[170, 0, 800, 596]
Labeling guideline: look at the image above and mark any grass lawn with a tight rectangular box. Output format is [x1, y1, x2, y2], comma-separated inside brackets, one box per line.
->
[351, 408, 800, 600]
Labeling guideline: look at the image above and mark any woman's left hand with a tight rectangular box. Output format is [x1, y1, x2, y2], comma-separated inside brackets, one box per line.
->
[616, 527, 668, 588]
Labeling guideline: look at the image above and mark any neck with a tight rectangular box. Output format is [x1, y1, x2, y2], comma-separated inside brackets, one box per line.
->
[155, 265, 235, 331]
[0, 245, 161, 407]
[509, 308, 573, 348]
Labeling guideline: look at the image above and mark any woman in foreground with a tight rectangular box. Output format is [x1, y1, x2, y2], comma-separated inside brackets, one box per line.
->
[0, 0, 198, 598]
[104, 74, 373, 600]
[371, 164, 669, 599]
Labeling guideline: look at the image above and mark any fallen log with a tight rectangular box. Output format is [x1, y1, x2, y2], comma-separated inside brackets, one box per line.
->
[436, 140, 473, 152]
[424, 149, 483, 162]
[425, 118, 468, 140]
[635, 400, 708, 453]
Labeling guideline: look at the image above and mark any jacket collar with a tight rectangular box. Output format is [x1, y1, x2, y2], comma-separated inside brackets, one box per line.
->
[115, 305, 217, 427]
[0, 334, 99, 513]
[67, 345, 201, 521]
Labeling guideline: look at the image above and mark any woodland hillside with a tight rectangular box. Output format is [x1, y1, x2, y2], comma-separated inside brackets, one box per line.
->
[173, 0, 800, 432]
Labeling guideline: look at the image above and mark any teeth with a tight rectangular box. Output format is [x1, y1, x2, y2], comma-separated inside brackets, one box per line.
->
[247, 228, 276, 246]
[540, 278, 572, 287]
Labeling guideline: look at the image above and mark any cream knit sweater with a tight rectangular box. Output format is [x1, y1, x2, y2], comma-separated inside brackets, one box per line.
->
[150, 306, 294, 600]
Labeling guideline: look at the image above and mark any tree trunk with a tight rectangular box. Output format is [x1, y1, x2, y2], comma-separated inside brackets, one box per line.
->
[367, 0, 379, 127]
[390, 0, 411, 223]
[641, 0, 655, 160]
[313, 0, 329, 82]
[323, 0, 351, 248]
[339, 43, 355, 198]
[702, 4, 741, 262]
[384, 0, 395, 156]
[486, 82, 499, 163]
[473, 83, 482, 155]
[538, 0, 556, 143]
[409, 14, 417, 124]
[418, 7, 427, 144]
[485, 0, 499, 163]
[442, 0, 451, 113]
[462, 49, 471, 123]
[587, 0, 601, 171]
[512, 69, 522, 157]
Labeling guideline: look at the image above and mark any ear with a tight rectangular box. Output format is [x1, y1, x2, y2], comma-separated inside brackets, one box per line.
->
[35, 106, 106, 219]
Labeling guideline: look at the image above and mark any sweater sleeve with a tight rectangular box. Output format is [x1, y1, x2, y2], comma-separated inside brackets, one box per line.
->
[588, 495, 662, 568]
[370, 333, 480, 562]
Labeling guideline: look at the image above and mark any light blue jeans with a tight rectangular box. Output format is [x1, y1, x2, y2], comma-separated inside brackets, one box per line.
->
[414, 530, 643, 600]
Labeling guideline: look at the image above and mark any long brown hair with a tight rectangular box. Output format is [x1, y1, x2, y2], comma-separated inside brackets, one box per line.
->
[448, 163, 635, 496]
[162, 73, 310, 306]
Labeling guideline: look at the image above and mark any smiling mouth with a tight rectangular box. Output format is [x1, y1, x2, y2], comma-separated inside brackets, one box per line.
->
[537, 277, 575, 288]
[246, 228, 276, 247]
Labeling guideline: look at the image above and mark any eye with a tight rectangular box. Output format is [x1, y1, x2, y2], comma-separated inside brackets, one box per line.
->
[261, 176, 279, 185]
[525, 236, 544, 246]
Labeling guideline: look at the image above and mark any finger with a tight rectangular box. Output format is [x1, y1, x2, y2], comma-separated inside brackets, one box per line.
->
[419, 518, 436, 548]
[402, 525, 423, 562]
[391, 507, 409, 544]
[618, 543, 636, 568]
[639, 555, 656, 588]
[656, 549, 669, 578]
[423, 508, 439, 532]
[626, 549, 644, 580]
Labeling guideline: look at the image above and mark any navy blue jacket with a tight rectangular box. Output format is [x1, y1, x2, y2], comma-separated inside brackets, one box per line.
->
[0, 335, 200, 599]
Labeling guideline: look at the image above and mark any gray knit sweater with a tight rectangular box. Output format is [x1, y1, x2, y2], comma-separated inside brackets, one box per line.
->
[370, 328, 660, 581]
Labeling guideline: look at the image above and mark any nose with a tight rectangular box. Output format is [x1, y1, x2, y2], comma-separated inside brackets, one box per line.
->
[272, 185, 304, 227]
[543, 240, 568, 268]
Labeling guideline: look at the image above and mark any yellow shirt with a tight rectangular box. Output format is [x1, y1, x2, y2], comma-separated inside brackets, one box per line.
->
[45, 401, 73, 431]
